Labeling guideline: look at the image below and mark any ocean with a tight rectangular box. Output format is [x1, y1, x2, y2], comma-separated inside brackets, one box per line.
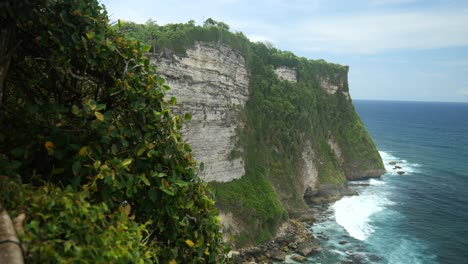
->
[300, 100, 468, 264]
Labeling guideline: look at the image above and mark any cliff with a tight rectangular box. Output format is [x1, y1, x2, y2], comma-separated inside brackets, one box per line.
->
[149, 42, 248, 182]
[136, 21, 385, 246]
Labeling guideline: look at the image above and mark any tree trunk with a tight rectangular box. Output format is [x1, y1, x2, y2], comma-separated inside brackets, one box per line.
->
[0, 208, 24, 264]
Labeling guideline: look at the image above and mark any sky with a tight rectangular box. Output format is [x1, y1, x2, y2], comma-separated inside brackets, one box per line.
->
[100, 0, 468, 102]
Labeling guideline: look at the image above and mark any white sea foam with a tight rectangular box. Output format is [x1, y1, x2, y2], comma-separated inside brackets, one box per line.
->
[333, 183, 394, 241]
[331, 151, 418, 242]
[369, 178, 385, 185]
[379, 151, 421, 175]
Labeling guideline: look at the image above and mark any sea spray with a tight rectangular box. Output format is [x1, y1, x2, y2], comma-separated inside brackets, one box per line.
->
[333, 179, 393, 241]
[307, 149, 430, 263]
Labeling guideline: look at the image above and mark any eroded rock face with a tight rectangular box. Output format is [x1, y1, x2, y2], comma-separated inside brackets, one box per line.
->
[274, 66, 297, 82]
[219, 212, 241, 241]
[327, 136, 343, 164]
[319, 76, 339, 94]
[300, 143, 319, 196]
[318, 75, 350, 99]
[149, 42, 249, 182]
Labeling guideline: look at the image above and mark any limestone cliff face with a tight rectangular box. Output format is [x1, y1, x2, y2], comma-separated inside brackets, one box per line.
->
[149, 42, 382, 186]
[148, 42, 249, 182]
[300, 142, 319, 197]
[274, 66, 297, 83]
[318, 70, 350, 99]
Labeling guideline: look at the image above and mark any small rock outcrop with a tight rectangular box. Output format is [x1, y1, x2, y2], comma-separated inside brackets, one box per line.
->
[291, 255, 308, 263]
[318, 75, 350, 99]
[274, 66, 297, 82]
[296, 240, 321, 256]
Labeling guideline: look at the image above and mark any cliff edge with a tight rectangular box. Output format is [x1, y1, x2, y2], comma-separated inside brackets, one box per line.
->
[132, 20, 385, 246]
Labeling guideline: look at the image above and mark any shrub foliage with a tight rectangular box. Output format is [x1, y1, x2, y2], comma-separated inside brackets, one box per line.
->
[0, 0, 227, 262]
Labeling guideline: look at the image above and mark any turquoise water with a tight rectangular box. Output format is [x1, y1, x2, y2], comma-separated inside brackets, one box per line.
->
[303, 100, 468, 264]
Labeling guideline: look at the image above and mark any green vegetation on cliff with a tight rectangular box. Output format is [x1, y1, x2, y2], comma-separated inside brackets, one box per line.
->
[0, 2, 227, 263]
[118, 19, 384, 247]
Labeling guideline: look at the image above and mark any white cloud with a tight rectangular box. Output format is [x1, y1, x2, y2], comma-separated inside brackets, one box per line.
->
[245, 34, 274, 44]
[436, 59, 468, 68]
[227, 8, 468, 54]
[370, 0, 420, 6]
[286, 9, 468, 54]
[101, 0, 468, 54]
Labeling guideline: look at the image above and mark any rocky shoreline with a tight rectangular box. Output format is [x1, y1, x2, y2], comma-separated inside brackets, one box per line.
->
[231, 218, 320, 263]
[231, 185, 359, 263]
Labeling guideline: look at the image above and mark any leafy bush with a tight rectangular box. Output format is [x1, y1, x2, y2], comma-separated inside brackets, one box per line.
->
[0, 0, 228, 262]
[7, 183, 155, 263]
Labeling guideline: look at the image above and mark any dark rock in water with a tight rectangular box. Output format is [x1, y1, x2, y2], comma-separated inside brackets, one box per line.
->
[342, 187, 358, 196]
[368, 254, 384, 262]
[397, 171, 405, 175]
[296, 241, 321, 256]
[349, 183, 370, 187]
[291, 255, 308, 263]
[339, 240, 348, 245]
[389, 161, 397, 165]
[393, 165, 402, 170]
[317, 234, 329, 240]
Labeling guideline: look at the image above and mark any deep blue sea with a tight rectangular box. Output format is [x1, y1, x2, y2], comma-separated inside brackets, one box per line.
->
[299, 100, 468, 264]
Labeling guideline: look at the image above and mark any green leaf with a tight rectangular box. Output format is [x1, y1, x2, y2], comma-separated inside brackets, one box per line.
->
[184, 113, 191, 121]
[160, 185, 174, 196]
[121, 158, 133, 167]
[173, 179, 188, 187]
[155, 172, 167, 178]
[95, 104, 106, 111]
[183, 144, 191, 152]
[199, 162, 205, 172]
[64, 241, 73, 252]
[140, 174, 150, 186]
[95, 111, 104, 121]
[86, 31, 95, 39]
[136, 146, 146, 156]
[87, 99, 97, 110]
[71, 105, 80, 115]
[184, 200, 194, 209]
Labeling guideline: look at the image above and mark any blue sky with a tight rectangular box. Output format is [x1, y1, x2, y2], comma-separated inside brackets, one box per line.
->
[100, 0, 468, 102]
